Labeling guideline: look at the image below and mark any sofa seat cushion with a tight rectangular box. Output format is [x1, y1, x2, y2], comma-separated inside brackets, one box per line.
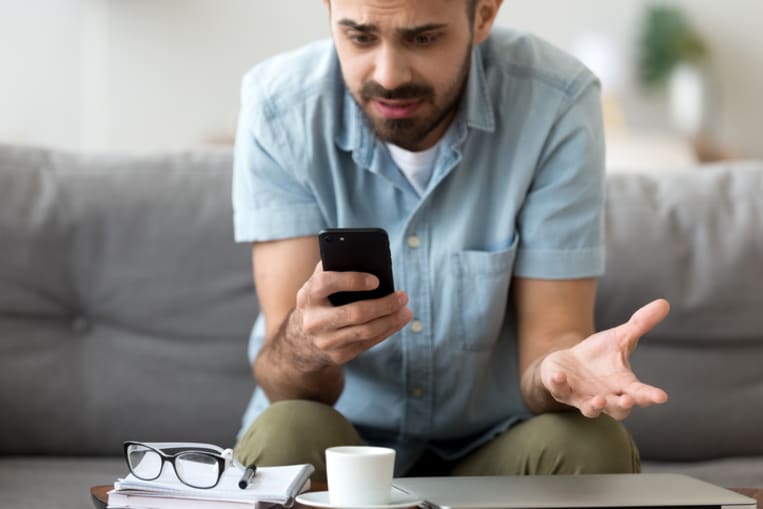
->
[0, 457, 125, 509]
[642, 457, 763, 489]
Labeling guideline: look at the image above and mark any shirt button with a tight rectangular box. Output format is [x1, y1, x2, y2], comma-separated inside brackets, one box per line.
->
[412, 387, 425, 398]
[407, 235, 421, 249]
[411, 320, 424, 333]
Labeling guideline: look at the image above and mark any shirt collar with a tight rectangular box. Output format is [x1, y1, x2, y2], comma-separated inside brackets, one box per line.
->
[463, 43, 496, 133]
[335, 43, 495, 159]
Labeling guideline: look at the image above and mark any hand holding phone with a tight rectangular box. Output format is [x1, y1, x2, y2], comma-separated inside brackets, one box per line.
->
[251, 230, 411, 400]
[275, 228, 410, 368]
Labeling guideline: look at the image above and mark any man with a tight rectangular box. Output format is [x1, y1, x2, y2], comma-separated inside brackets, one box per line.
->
[232, 0, 670, 481]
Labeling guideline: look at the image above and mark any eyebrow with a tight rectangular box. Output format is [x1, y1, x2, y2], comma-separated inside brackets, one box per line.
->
[337, 19, 448, 37]
[398, 23, 448, 38]
[338, 19, 378, 33]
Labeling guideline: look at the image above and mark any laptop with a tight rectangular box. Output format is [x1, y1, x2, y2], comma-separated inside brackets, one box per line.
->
[393, 474, 757, 509]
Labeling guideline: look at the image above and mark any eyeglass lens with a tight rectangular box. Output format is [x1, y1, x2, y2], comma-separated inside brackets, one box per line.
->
[175, 452, 220, 488]
[126, 444, 162, 480]
[126, 443, 221, 488]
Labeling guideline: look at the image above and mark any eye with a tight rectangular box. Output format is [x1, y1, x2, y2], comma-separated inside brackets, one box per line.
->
[347, 31, 377, 47]
[410, 33, 439, 46]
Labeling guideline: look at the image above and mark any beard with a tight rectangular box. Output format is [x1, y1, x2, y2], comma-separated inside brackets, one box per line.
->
[350, 46, 472, 150]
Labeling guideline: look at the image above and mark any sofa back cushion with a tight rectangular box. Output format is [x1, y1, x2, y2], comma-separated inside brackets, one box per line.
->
[3, 143, 762, 462]
[599, 163, 763, 460]
[0, 144, 257, 455]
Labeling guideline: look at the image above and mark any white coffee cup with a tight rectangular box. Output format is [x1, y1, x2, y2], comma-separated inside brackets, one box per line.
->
[326, 446, 396, 506]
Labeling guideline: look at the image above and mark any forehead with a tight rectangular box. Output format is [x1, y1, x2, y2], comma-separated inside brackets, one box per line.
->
[330, 0, 466, 27]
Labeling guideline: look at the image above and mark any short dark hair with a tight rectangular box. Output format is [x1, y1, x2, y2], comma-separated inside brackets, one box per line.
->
[329, 0, 480, 23]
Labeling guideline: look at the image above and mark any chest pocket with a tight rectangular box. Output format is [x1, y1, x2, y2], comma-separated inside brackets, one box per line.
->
[452, 235, 518, 351]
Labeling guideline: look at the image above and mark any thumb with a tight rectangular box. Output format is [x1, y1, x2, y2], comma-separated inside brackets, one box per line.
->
[620, 299, 671, 349]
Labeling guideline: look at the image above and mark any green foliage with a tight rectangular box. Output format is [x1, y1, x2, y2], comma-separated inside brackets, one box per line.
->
[638, 5, 709, 90]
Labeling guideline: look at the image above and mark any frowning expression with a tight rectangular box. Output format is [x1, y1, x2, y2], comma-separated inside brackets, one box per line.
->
[328, 0, 479, 151]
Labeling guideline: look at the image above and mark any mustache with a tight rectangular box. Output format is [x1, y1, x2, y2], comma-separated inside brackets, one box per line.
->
[360, 81, 434, 101]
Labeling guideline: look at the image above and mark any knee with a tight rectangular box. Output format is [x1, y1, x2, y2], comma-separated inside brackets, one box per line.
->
[527, 413, 640, 474]
[249, 400, 354, 438]
[234, 400, 363, 482]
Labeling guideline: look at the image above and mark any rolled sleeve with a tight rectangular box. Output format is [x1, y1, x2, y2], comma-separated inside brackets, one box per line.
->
[234, 204, 324, 243]
[514, 73, 606, 279]
[515, 246, 605, 279]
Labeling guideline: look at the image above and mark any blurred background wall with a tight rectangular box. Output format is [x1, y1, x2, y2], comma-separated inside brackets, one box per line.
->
[1, 0, 761, 160]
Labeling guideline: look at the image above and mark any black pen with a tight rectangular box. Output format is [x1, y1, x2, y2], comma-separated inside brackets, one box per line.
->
[238, 464, 257, 490]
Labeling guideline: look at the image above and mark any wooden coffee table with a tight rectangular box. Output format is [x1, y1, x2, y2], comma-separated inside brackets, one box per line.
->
[736, 489, 763, 505]
[90, 484, 761, 509]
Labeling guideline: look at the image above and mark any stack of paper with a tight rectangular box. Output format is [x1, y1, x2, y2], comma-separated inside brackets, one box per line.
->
[109, 463, 314, 509]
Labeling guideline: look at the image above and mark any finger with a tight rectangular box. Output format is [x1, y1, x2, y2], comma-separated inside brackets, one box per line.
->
[321, 307, 413, 364]
[546, 372, 573, 403]
[604, 406, 632, 421]
[351, 312, 412, 355]
[297, 264, 357, 308]
[308, 271, 380, 301]
[295, 264, 324, 308]
[602, 394, 635, 421]
[328, 335, 391, 365]
[303, 292, 407, 335]
[618, 393, 636, 409]
[616, 299, 671, 349]
[316, 306, 412, 351]
[579, 395, 606, 418]
[626, 382, 669, 407]
[330, 292, 408, 329]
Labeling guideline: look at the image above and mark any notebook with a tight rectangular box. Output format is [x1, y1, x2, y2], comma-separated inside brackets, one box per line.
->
[393, 473, 757, 509]
[110, 463, 313, 509]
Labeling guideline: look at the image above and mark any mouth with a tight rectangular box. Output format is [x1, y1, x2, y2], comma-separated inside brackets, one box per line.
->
[371, 98, 423, 119]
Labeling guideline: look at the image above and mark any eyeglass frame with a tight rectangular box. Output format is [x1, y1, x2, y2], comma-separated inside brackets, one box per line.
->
[123, 441, 231, 489]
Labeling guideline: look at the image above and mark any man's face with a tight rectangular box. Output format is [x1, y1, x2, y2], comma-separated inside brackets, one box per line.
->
[329, 0, 475, 151]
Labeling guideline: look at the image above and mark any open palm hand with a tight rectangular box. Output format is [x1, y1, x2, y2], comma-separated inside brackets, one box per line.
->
[540, 299, 671, 420]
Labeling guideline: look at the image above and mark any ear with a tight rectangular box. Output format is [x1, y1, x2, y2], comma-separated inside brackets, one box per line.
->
[472, 0, 503, 46]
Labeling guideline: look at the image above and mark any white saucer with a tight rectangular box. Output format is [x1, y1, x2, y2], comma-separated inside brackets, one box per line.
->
[295, 489, 422, 509]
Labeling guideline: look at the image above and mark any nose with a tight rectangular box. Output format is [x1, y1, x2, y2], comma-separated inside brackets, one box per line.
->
[372, 44, 412, 91]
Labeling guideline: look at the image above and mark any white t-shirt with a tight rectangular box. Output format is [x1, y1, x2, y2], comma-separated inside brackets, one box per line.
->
[386, 142, 439, 196]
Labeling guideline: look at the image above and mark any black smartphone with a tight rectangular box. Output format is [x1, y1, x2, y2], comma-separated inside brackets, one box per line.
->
[318, 228, 395, 306]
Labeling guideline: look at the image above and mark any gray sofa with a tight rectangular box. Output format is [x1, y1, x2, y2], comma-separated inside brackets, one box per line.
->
[1, 143, 761, 509]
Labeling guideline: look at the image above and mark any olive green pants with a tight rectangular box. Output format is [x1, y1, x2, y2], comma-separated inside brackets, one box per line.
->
[234, 400, 640, 482]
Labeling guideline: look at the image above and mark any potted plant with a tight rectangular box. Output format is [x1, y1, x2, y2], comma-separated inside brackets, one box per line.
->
[637, 5, 711, 136]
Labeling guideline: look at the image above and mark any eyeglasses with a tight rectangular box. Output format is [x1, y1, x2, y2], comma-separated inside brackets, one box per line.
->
[123, 441, 232, 489]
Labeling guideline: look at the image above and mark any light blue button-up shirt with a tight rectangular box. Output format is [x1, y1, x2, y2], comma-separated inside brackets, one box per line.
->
[232, 27, 605, 474]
